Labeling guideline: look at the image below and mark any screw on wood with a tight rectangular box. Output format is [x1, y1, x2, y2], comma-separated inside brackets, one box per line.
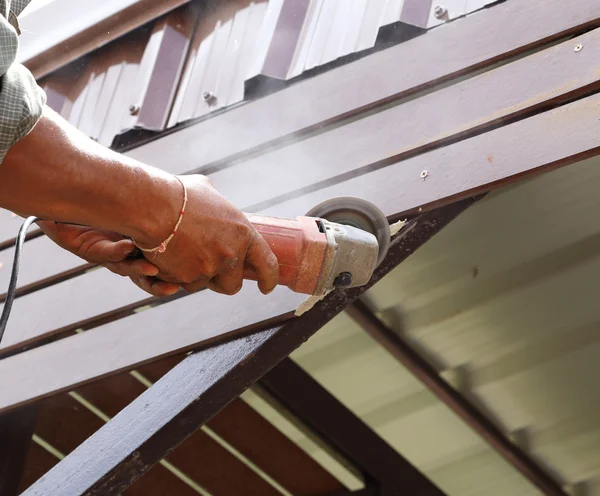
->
[203, 91, 216, 104]
[420, 170, 429, 180]
[574, 43, 583, 52]
[434, 5, 447, 19]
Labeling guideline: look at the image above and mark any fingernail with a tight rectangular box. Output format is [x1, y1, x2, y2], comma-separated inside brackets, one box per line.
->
[145, 267, 159, 276]
[124, 247, 134, 256]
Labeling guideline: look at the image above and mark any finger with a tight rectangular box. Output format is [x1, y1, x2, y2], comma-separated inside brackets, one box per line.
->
[82, 238, 138, 263]
[209, 254, 245, 295]
[245, 235, 279, 295]
[104, 259, 159, 278]
[131, 276, 181, 297]
[181, 277, 211, 294]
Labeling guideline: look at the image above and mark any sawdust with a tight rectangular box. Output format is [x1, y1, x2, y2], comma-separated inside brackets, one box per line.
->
[389, 219, 406, 236]
[294, 290, 332, 316]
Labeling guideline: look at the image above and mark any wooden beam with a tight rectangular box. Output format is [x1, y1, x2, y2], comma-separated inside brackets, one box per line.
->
[18, 442, 58, 494]
[260, 358, 443, 496]
[206, 398, 344, 495]
[346, 300, 568, 496]
[32, 393, 201, 496]
[21, 200, 475, 496]
[76, 360, 345, 495]
[0, 406, 37, 496]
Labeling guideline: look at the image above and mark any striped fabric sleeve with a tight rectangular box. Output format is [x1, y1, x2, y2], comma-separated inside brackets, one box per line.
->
[0, 0, 46, 163]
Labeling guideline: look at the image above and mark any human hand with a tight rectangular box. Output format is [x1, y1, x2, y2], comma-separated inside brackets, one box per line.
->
[135, 175, 279, 295]
[38, 221, 181, 297]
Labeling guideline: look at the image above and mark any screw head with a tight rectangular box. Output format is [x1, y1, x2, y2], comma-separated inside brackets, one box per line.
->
[421, 170, 429, 179]
[434, 5, 447, 19]
[574, 43, 583, 52]
[203, 91, 215, 103]
[128, 104, 140, 116]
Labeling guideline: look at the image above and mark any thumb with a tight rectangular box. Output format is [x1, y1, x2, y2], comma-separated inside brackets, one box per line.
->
[81, 238, 137, 263]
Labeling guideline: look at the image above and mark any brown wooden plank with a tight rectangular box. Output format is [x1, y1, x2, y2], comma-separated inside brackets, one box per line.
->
[136, 354, 186, 380]
[124, 465, 200, 496]
[0, 285, 302, 413]
[76, 364, 322, 496]
[127, 0, 600, 175]
[210, 27, 600, 212]
[0, 268, 150, 355]
[75, 373, 148, 415]
[2, 1, 599, 413]
[0, 236, 82, 291]
[0, 406, 37, 496]
[168, 430, 281, 496]
[18, 442, 58, 493]
[74, 370, 280, 496]
[210, 398, 344, 496]
[34, 395, 105, 456]
[263, 89, 600, 220]
[4, 25, 600, 359]
[85, 356, 343, 495]
[0, 0, 595, 247]
[34, 392, 200, 496]
[19, 404, 198, 496]
[0, 3, 598, 249]
[37, 369, 291, 495]
[1, 72, 598, 409]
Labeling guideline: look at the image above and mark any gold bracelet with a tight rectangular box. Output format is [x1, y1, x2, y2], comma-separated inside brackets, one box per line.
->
[134, 176, 187, 255]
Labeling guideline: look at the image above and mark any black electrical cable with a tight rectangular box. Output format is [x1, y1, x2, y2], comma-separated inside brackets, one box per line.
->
[0, 216, 39, 343]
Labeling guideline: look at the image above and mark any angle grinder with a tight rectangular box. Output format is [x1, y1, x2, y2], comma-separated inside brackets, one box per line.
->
[244, 197, 390, 296]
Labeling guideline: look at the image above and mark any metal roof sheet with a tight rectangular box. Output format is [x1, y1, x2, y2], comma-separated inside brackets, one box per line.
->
[39, 0, 500, 144]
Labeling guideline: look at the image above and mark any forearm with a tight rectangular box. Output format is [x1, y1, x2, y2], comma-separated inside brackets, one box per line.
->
[0, 106, 180, 245]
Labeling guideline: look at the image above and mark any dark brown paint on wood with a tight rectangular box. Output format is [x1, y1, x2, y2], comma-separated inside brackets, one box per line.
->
[21, 200, 474, 496]
[0, 405, 37, 496]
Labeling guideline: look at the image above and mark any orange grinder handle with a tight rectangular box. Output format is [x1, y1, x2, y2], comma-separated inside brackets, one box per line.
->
[243, 214, 329, 295]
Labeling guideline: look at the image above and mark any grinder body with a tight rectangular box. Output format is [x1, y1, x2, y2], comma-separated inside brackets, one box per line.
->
[244, 214, 380, 296]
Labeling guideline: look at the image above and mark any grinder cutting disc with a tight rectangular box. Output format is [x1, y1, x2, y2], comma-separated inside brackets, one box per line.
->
[306, 197, 390, 267]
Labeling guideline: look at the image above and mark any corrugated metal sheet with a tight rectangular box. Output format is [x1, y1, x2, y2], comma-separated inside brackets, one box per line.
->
[40, 30, 150, 146]
[168, 0, 266, 125]
[242, 156, 600, 495]
[170, 0, 416, 123]
[37, 0, 498, 142]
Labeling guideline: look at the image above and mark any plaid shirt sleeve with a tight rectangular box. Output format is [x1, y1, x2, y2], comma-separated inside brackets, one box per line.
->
[0, 0, 46, 163]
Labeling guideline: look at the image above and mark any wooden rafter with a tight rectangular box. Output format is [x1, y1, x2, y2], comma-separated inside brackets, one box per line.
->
[346, 300, 568, 496]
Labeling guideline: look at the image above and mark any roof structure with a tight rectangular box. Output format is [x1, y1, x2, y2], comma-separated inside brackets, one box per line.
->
[0, 0, 600, 494]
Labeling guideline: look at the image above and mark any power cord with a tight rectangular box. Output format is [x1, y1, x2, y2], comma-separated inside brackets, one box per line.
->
[0, 216, 39, 343]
